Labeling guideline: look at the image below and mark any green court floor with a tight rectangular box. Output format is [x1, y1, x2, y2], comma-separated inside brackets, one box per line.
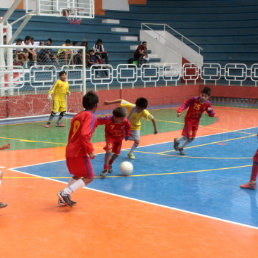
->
[0, 108, 216, 150]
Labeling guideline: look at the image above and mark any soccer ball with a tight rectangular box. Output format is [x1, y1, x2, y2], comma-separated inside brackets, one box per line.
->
[120, 161, 133, 176]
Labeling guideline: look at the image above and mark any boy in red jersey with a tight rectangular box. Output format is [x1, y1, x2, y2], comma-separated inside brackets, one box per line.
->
[97, 107, 131, 178]
[240, 134, 258, 190]
[174, 87, 215, 155]
[0, 143, 10, 208]
[58, 91, 99, 207]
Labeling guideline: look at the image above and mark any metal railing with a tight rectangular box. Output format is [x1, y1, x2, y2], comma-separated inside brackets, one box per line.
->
[141, 23, 203, 54]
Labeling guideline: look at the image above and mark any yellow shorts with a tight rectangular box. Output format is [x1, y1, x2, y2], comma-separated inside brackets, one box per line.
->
[51, 99, 66, 113]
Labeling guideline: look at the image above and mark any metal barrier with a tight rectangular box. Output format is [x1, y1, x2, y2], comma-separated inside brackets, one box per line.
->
[1, 62, 258, 95]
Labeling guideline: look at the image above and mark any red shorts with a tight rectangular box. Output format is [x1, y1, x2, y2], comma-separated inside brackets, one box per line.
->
[253, 149, 258, 162]
[66, 155, 94, 178]
[182, 120, 198, 139]
[104, 138, 122, 155]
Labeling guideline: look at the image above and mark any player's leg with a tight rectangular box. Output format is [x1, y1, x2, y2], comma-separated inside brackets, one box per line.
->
[58, 156, 94, 207]
[0, 170, 7, 208]
[56, 100, 66, 127]
[56, 112, 65, 127]
[128, 130, 140, 159]
[46, 100, 59, 127]
[108, 142, 122, 173]
[101, 141, 113, 177]
[240, 149, 258, 190]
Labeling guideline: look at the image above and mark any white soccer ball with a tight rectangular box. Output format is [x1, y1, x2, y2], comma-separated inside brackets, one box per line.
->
[120, 161, 133, 176]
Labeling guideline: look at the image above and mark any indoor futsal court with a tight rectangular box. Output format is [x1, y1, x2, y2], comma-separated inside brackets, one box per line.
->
[0, 105, 258, 257]
[1, 0, 258, 257]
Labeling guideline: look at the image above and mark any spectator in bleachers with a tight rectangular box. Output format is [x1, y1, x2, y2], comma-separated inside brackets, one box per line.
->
[88, 49, 100, 76]
[57, 39, 73, 65]
[38, 38, 60, 67]
[14, 38, 27, 66]
[74, 49, 83, 65]
[72, 41, 79, 63]
[81, 39, 89, 66]
[134, 41, 149, 67]
[23, 35, 37, 67]
[93, 39, 109, 64]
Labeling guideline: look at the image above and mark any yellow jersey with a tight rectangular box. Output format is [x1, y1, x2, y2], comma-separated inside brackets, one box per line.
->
[49, 80, 69, 100]
[121, 99, 153, 130]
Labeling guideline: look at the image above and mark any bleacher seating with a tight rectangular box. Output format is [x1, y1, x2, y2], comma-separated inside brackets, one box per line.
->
[1, 0, 258, 67]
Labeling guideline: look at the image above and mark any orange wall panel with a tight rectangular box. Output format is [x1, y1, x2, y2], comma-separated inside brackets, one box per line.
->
[95, 0, 105, 15]
[128, 0, 147, 4]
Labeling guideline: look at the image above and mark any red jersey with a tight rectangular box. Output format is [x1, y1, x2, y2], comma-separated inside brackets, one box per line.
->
[97, 115, 131, 142]
[177, 97, 215, 125]
[66, 111, 98, 158]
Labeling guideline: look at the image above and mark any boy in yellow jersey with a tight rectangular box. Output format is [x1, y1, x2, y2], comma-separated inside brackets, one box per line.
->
[45, 71, 70, 128]
[104, 98, 158, 159]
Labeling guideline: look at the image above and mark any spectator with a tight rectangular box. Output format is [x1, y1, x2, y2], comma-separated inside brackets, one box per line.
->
[23, 35, 37, 67]
[57, 39, 73, 65]
[74, 49, 83, 65]
[81, 39, 89, 66]
[38, 38, 60, 67]
[88, 49, 100, 77]
[93, 39, 109, 64]
[134, 41, 149, 66]
[14, 38, 28, 66]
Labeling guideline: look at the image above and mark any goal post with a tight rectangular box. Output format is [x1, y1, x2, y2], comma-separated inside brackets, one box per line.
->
[0, 44, 86, 119]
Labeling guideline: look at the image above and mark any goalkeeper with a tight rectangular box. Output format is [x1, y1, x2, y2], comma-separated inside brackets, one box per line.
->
[46, 71, 70, 128]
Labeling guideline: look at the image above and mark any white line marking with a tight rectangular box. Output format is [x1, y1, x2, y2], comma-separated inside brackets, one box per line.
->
[8, 168, 258, 230]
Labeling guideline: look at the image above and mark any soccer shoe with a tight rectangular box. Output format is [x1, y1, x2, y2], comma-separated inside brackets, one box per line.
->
[56, 124, 65, 127]
[58, 197, 77, 207]
[178, 147, 185, 155]
[0, 202, 7, 208]
[58, 191, 73, 207]
[240, 181, 256, 190]
[108, 165, 113, 174]
[45, 123, 50, 128]
[100, 169, 108, 178]
[128, 152, 135, 160]
[174, 138, 179, 150]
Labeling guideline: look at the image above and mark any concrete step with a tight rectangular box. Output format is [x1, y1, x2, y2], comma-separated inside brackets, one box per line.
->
[121, 36, 138, 41]
[102, 19, 120, 24]
[111, 27, 129, 33]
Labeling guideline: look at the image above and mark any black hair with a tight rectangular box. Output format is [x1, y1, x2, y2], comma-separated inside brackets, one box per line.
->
[96, 39, 102, 44]
[201, 86, 211, 96]
[59, 71, 66, 77]
[16, 38, 22, 42]
[113, 107, 126, 118]
[24, 36, 31, 41]
[47, 38, 52, 43]
[142, 41, 147, 44]
[82, 91, 99, 110]
[31, 37, 34, 40]
[65, 39, 71, 44]
[89, 49, 94, 53]
[135, 97, 148, 109]
[73, 41, 78, 45]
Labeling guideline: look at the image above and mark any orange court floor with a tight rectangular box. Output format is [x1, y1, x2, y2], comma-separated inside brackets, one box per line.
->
[0, 106, 258, 258]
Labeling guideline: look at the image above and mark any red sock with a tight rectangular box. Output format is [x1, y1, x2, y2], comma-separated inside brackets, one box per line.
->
[104, 164, 109, 170]
[250, 162, 258, 182]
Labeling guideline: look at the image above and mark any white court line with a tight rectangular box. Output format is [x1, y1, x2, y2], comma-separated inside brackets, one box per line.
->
[8, 167, 258, 230]
[8, 127, 258, 230]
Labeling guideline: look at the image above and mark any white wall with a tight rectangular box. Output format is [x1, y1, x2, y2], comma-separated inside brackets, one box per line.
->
[140, 30, 203, 66]
[0, 0, 16, 9]
[103, 0, 129, 11]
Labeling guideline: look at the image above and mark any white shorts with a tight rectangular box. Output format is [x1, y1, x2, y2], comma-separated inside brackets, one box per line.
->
[128, 130, 140, 141]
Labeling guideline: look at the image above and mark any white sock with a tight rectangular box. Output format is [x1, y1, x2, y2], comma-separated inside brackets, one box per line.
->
[129, 142, 139, 154]
[63, 179, 85, 195]
[67, 178, 76, 187]
[177, 136, 187, 143]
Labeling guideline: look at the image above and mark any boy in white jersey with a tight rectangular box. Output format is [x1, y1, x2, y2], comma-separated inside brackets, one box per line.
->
[104, 97, 158, 159]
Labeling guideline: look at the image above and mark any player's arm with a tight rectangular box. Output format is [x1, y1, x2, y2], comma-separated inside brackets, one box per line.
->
[177, 98, 194, 117]
[151, 117, 158, 134]
[104, 99, 122, 105]
[0, 143, 10, 150]
[47, 81, 57, 101]
[66, 83, 71, 96]
[124, 119, 131, 140]
[80, 113, 95, 155]
[206, 103, 215, 117]
[97, 116, 110, 125]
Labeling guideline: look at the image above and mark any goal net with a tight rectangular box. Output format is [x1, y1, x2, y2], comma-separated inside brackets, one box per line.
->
[0, 44, 86, 119]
